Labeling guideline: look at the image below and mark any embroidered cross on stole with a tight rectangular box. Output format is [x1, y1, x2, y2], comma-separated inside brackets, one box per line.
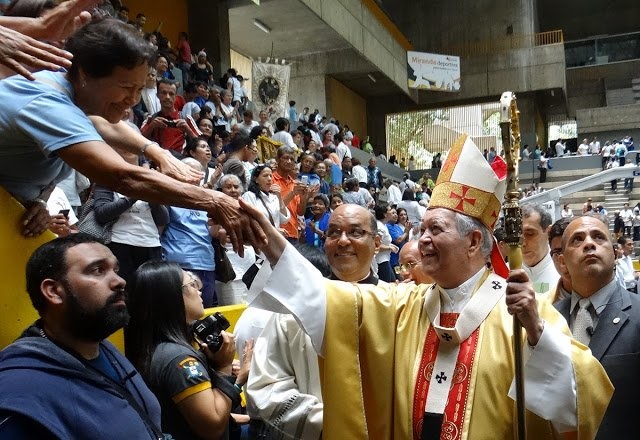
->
[412, 272, 505, 440]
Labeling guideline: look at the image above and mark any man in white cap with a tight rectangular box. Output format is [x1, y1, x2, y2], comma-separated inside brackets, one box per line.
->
[241, 134, 612, 439]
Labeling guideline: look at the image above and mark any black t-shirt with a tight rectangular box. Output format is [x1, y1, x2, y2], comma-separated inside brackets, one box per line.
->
[148, 342, 229, 440]
[190, 64, 212, 83]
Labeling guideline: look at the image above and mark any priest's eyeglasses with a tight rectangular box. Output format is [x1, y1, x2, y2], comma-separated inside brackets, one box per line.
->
[325, 227, 376, 241]
[394, 262, 419, 274]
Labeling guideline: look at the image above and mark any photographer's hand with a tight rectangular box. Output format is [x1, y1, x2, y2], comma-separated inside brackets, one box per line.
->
[175, 119, 188, 131]
[202, 330, 236, 374]
[147, 116, 168, 130]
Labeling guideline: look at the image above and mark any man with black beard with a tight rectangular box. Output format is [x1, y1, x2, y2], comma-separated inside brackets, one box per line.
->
[0, 234, 163, 439]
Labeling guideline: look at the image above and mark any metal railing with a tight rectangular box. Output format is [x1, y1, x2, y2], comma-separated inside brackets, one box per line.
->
[442, 29, 563, 57]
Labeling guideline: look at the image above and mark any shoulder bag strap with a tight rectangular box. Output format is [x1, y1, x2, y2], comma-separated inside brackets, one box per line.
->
[257, 192, 276, 226]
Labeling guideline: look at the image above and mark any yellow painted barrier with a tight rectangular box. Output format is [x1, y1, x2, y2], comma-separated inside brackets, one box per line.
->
[0, 187, 124, 351]
[1, 186, 246, 353]
[0, 188, 47, 349]
[203, 303, 247, 333]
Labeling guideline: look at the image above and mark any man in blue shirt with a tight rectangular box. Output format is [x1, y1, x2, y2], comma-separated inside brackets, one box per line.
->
[0, 234, 162, 439]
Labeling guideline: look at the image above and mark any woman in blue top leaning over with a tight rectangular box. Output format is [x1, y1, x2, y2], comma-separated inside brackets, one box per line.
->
[0, 17, 263, 254]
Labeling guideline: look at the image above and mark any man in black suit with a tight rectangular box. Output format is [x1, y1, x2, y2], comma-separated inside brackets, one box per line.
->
[556, 214, 640, 439]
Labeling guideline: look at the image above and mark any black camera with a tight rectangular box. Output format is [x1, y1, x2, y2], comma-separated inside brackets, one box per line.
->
[165, 120, 178, 128]
[192, 312, 230, 352]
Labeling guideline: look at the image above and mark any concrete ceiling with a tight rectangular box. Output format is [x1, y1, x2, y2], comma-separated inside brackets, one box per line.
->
[537, 0, 640, 41]
[331, 70, 403, 98]
[228, 0, 407, 98]
[228, 0, 351, 59]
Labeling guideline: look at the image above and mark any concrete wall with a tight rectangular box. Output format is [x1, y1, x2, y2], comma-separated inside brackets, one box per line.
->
[416, 45, 566, 107]
[300, 0, 413, 99]
[567, 79, 605, 117]
[288, 47, 380, 121]
[326, 77, 367, 139]
[289, 75, 327, 118]
[384, 0, 538, 53]
[577, 104, 640, 134]
[607, 88, 636, 107]
[126, 0, 188, 44]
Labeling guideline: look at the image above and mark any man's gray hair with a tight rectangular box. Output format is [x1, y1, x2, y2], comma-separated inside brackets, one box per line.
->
[454, 212, 494, 257]
[276, 145, 296, 159]
[217, 173, 244, 193]
[522, 204, 552, 230]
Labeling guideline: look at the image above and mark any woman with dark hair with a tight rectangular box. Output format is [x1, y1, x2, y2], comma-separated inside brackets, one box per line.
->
[0, 18, 263, 251]
[183, 136, 221, 188]
[385, 206, 409, 273]
[197, 116, 216, 150]
[248, 125, 267, 140]
[161, 166, 219, 307]
[396, 207, 409, 231]
[396, 188, 425, 225]
[374, 202, 399, 283]
[127, 261, 253, 440]
[198, 116, 226, 165]
[241, 164, 290, 231]
[321, 130, 335, 149]
[304, 139, 321, 158]
[198, 104, 213, 122]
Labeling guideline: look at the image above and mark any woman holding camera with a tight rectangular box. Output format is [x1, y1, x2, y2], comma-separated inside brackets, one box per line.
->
[127, 261, 253, 440]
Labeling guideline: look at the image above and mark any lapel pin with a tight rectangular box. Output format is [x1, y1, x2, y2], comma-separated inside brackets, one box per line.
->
[613, 317, 621, 324]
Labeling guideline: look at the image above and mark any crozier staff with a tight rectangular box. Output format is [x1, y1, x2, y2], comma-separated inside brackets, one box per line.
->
[240, 134, 612, 439]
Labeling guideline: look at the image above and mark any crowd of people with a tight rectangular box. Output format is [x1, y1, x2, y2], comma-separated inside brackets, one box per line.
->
[522, 136, 636, 165]
[0, 2, 639, 440]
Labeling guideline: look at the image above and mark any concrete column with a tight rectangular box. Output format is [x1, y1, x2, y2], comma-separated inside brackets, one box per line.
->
[186, 0, 230, 80]
[516, 94, 537, 153]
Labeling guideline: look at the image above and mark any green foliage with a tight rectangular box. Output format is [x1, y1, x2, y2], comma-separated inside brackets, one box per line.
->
[386, 109, 450, 168]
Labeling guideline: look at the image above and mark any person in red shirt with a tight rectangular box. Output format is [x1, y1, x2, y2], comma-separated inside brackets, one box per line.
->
[175, 31, 192, 87]
[141, 79, 200, 157]
[271, 146, 317, 242]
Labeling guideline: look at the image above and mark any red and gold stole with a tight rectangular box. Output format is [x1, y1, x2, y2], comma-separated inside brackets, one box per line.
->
[412, 313, 480, 440]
